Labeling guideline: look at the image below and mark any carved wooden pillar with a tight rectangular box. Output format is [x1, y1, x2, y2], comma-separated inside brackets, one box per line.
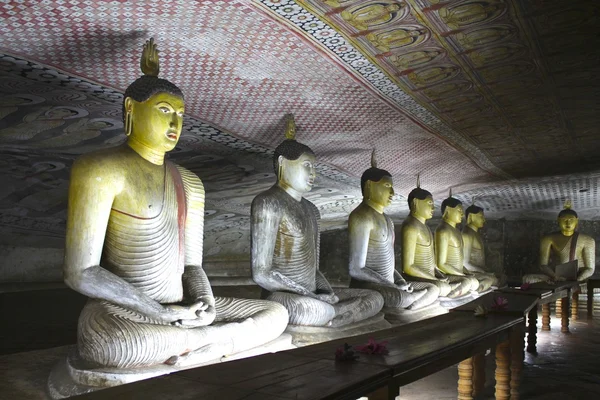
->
[571, 292, 579, 321]
[457, 357, 474, 400]
[541, 303, 551, 331]
[495, 340, 511, 400]
[561, 296, 570, 333]
[472, 352, 486, 397]
[510, 326, 525, 400]
[555, 299, 561, 317]
[526, 306, 538, 353]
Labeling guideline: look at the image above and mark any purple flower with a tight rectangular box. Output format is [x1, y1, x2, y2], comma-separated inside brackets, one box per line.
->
[491, 296, 509, 311]
[355, 338, 389, 355]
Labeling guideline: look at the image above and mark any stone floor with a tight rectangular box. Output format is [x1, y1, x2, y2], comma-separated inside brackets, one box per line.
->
[400, 308, 600, 399]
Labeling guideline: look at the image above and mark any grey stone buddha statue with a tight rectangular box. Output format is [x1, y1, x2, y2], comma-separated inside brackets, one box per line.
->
[54, 39, 288, 380]
[348, 153, 439, 310]
[251, 116, 384, 327]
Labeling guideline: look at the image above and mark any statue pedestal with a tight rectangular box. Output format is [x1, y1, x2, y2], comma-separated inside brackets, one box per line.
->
[284, 312, 391, 347]
[439, 293, 477, 309]
[383, 301, 448, 325]
[47, 334, 294, 399]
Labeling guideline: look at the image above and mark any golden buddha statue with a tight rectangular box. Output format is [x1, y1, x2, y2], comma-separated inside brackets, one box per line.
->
[348, 153, 439, 311]
[523, 201, 596, 284]
[401, 178, 459, 298]
[462, 202, 506, 287]
[59, 39, 288, 374]
[435, 193, 493, 293]
[251, 116, 384, 328]
[341, 3, 403, 31]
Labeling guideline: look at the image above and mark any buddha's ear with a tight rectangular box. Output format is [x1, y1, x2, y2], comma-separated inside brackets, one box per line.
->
[124, 97, 134, 114]
[277, 155, 285, 167]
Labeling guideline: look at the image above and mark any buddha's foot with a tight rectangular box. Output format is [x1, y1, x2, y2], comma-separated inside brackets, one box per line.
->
[328, 311, 353, 328]
[163, 342, 230, 367]
[405, 289, 428, 310]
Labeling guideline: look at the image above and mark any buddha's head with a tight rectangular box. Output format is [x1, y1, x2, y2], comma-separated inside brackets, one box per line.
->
[557, 201, 578, 236]
[441, 196, 463, 226]
[361, 151, 394, 211]
[273, 115, 316, 194]
[123, 38, 184, 153]
[408, 187, 434, 220]
[465, 204, 486, 229]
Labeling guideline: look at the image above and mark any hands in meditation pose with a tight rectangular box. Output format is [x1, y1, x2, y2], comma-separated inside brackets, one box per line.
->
[348, 153, 438, 310]
[251, 116, 384, 327]
[63, 39, 288, 369]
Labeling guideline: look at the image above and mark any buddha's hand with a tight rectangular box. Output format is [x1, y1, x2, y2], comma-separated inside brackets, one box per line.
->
[317, 293, 339, 305]
[171, 296, 216, 328]
[396, 279, 413, 293]
[161, 304, 202, 325]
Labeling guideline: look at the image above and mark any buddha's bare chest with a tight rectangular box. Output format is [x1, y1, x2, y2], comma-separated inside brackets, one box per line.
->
[371, 214, 393, 242]
[279, 202, 317, 237]
[112, 169, 167, 218]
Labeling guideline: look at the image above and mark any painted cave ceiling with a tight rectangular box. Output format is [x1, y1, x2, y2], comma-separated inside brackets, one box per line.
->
[0, 0, 599, 255]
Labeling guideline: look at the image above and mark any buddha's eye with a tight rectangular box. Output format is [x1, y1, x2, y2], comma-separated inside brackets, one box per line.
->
[159, 106, 170, 113]
[177, 111, 184, 117]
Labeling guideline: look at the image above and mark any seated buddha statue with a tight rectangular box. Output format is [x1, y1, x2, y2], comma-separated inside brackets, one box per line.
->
[401, 180, 460, 298]
[523, 201, 596, 284]
[348, 153, 439, 311]
[462, 203, 506, 287]
[251, 116, 384, 327]
[435, 194, 492, 293]
[61, 39, 288, 371]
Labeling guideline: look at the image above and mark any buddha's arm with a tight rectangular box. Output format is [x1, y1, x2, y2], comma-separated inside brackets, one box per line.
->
[348, 213, 393, 285]
[435, 230, 464, 276]
[402, 225, 437, 280]
[180, 169, 216, 325]
[539, 236, 556, 278]
[251, 196, 318, 297]
[63, 159, 182, 324]
[578, 239, 596, 280]
[462, 233, 485, 273]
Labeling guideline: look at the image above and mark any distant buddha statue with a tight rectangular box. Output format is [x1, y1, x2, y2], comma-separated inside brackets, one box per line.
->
[348, 153, 439, 311]
[401, 178, 459, 298]
[58, 39, 288, 374]
[435, 193, 493, 293]
[462, 202, 506, 287]
[523, 201, 596, 284]
[251, 116, 384, 327]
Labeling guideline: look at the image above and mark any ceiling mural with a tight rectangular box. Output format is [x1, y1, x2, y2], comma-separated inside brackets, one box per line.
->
[0, 0, 599, 258]
[262, 0, 599, 178]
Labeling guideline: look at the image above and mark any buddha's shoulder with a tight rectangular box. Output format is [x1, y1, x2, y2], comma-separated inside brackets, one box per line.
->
[349, 203, 372, 220]
[70, 146, 131, 179]
[578, 233, 595, 245]
[252, 185, 286, 209]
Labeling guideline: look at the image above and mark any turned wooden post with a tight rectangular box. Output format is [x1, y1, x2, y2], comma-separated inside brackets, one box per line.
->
[472, 352, 486, 397]
[495, 340, 511, 400]
[571, 292, 579, 321]
[527, 306, 538, 353]
[561, 296, 570, 333]
[588, 280, 594, 319]
[510, 326, 525, 400]
[541, 303, 551, 331]
[458, 357, 474, 400]
[555, 299, 561, 317]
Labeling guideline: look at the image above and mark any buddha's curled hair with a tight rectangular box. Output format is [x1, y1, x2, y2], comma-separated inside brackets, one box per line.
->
[407, 187, 432, 210]
[122, 76, 184, 122]
[360, 167, 392, 195]
[273, 139, 315, 172]
[441, 197, 462, 214]
[465, 204, 484, 218]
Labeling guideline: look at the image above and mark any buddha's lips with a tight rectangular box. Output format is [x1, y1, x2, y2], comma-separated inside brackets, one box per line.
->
[166, 131, 178, 140]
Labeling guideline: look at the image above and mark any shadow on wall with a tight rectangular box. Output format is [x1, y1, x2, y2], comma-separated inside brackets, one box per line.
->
[319, 219, 600, 285]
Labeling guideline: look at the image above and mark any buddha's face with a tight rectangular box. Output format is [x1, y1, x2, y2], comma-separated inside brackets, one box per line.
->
[125, 92, 184, 152]
[468, 211, 486, 228]
[278, 152, 316, 194]
[412, 195, 434, 220]
[366, 175, 394, 209]
[444, 204, 464, 225]
[558, 214, 578, 235]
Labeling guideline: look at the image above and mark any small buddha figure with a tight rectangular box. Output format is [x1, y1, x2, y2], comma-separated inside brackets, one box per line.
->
[523, 201, 596, 284]
[60, 39, 288, 371]
[251, 116, 384, 327]
[435, 193, 492, 293]
[366, 27, 429, 52]
[401, 179, 458, 298]
[348, 153, 439, 311]
[341, 3, 403, 31]
[462, 203, 506, 287]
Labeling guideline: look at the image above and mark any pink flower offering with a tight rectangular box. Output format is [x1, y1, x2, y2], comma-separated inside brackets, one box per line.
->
[355, 338, 389, 355]
[491, 296, 509, 311]
[520, 283, 532, 291]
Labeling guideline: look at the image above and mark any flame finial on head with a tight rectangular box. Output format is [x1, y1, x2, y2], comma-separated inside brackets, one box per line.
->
[563, 199, 572, 210]
[284, 114, 296, 140]
[140, 38, 160, 77]
[371, 149, 378, 168]
[448, 187, 453, 198]
[416, 173, 421, 189]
